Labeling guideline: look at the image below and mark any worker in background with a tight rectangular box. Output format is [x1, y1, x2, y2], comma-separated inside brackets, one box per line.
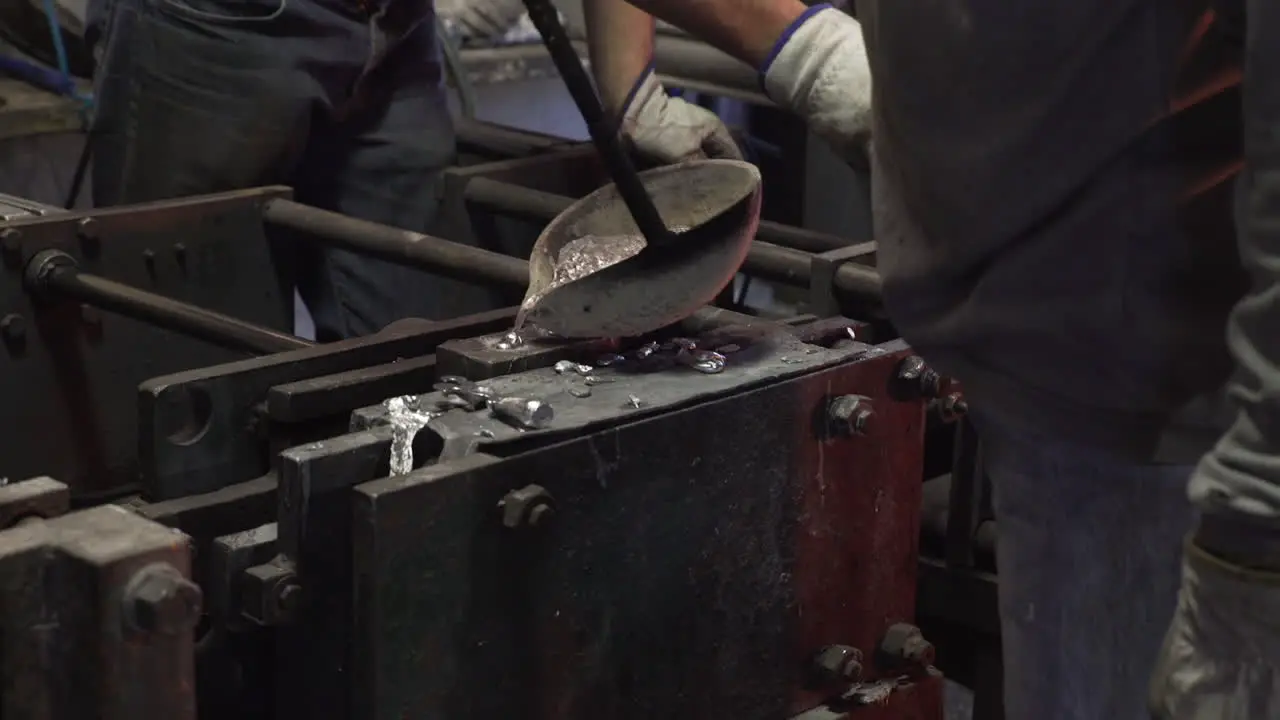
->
[1148, 0, 1280, 715]
[84, 0, 526, 341]
[579, 0, 1275, 717]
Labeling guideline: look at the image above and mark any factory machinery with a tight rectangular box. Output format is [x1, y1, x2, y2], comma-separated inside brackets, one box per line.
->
[0, 121, 991, 720]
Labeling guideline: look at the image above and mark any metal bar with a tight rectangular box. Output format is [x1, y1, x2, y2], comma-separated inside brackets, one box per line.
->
[262, 199, 529, 288]
[26, 250, 310, 356]
[462, 177, 883, 301]
[463, 176, 854, 253]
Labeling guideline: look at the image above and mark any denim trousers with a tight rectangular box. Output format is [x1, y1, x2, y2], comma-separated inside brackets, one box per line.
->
[975, 413, 1196, 719]
[90, 0, 471, 340]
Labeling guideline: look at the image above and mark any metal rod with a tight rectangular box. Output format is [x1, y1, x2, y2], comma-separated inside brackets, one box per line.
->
[463, 176, 854, 253]
[262, 199, 529, 288]
[25, 250, 311, 355]
[462, 177, 882, 300]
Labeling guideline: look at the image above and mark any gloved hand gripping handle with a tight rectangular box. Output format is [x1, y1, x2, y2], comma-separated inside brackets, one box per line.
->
[520, 0, 678, 249]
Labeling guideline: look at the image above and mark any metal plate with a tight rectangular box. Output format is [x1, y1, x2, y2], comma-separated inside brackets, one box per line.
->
[0, 188, 293, 498]
[345, 341, 938, 719]
[0, 504, 197, 719]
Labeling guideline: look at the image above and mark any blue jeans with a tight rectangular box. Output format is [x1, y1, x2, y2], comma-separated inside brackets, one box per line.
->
[976, 414, 1195, 719]
[90, 0, 471, 340]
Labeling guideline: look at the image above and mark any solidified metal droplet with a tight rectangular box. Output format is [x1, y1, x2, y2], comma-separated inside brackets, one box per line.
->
[493, 330, 524, 351]
[626, 395, 643, 409]
[491, 397, 554, 430]
[781, 356, 804, 364]
[554, 360, 577, 374]
[569, 386, 591, 398]
[670, 337, 698, 352]
[688, 350, 726, 374]
[585, 375, 613, 386]
[633, 342, 660, 360]
[596, 354, 624, 367]
[715, 344, 742, 354]
[477, 428, 496, 439]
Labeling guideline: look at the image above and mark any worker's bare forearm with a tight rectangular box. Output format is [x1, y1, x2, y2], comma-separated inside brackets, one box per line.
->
[583, 0, 655, 112]
[624, 0, 808, 69]
[583, 0, 810, 111]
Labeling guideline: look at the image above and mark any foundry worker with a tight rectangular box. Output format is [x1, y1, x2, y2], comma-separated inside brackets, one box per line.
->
[83, 0, 538, 341]
[1148, 0, 1280, 715]
[581, 0, 1269, 718]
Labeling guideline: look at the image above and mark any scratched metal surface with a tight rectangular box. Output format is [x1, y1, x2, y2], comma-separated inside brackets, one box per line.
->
[350, 322, 889, 460]
[347, 336, 933, 720]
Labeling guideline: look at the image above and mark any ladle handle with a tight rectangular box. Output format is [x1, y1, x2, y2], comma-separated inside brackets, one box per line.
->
[520, 0, 677, 249]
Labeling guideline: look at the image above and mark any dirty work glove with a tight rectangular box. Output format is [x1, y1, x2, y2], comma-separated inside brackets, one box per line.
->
[617, 65, 744, 164]
[1148, 538, 1280, 719]
[761, 4, 871, 168]
[437, 0, 528, 43]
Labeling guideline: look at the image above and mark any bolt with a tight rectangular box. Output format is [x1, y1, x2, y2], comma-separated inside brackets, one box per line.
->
[498, 484, 555, 529]
[878, 623, 935, 672]
[76, 218, 101, 257]
[275, 582, 302, 616]
[1, 228, 21, 255]
[122, 563, 203, 636]
[828, 395, 874, 436]
[939, 393, 969, 422]
[809, 644, 863, 687]
[1, 314, 25, 347]
[895, 356, 945, 399]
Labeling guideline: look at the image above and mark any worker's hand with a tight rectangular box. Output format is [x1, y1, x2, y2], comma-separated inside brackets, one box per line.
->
[617, 66, 744, 164]
[1147, 539, 1280, 719]
[761, 5, 871, 168]
[438, 0, 529, 43]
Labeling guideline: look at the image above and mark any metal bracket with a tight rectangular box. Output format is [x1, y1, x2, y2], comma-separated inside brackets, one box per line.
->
[809, 242, 876, 317]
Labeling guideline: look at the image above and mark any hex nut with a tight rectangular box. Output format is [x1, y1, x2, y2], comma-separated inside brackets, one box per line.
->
[894, 356, 944, 399]
[498, 484, 555, 529]
[122, 563, 203, 636]
[878, 623, 936, 670]
[828, 395, 874, 436]
[241, 562, 300, 626]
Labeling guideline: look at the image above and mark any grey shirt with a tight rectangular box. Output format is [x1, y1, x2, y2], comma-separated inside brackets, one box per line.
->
[857, 0, 1245, 460]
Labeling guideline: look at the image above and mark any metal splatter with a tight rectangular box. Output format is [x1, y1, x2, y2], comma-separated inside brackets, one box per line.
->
[492, 330, 524, 351]
[715, 344, 742, 354]
[491, 397, 554, 430]
[626, 395, 644, 409]
[780, 356, 805, 364]
[434, 377, 493, 411]
[632, 341, 660, 360]
[554, 360, 593, 375]
[569, 386, 592, 398]
[477, 428, 496, 439]
[384, 395, 438, 476]
[596, 353, 625, 367]
[667, 337, 698, 352]
[585, 375, 614, 386]
[682, 350, 726, 374]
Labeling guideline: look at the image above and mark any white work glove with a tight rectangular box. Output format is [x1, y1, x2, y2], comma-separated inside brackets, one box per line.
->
[761, 4, 871, 167]
[1148, 540, 1280, 719]
[437, 0, 529, 43]
[617, 66, 744, 164]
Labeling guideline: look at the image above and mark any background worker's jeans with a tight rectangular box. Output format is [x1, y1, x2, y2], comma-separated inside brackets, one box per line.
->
[976, 414, 1195, 719]
[90, 0, 467, 340]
